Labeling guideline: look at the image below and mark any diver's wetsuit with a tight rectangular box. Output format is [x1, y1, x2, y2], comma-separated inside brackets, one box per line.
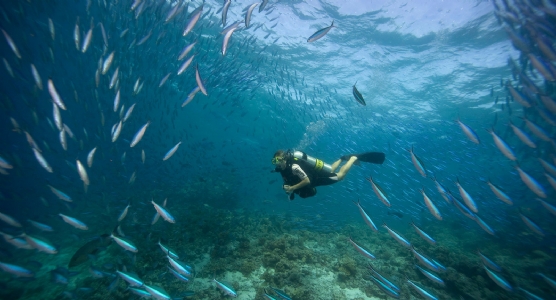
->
[276, 156, 339, 198]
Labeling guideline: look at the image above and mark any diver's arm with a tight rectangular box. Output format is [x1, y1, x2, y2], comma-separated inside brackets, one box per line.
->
[290, 177, 310, 190]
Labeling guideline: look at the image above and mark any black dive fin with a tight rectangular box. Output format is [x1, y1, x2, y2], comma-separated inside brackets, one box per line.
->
[356, 152, 385, 164]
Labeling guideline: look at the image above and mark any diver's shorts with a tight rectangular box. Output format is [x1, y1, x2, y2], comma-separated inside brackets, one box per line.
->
[297, 186, 317, 198]
[313, 173, 339, 186]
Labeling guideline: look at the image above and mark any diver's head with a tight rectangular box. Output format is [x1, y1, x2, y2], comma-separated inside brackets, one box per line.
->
[272, 150, 288, 169]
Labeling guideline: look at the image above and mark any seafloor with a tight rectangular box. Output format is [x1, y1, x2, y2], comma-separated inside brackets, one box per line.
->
[1, 181, 554, 300]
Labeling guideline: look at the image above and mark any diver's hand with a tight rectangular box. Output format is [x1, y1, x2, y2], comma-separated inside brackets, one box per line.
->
[283, 185, 294, 193]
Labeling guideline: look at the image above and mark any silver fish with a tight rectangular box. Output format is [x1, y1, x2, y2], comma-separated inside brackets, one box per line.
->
[509, 121, 536, 148]
[33, 148, 53, 173]
[48, 185, 72, 202]
[130, 121, 150, 147]
[178, 42, 196, 61]
[181, 86, 201, 107]
[165, 3, 180, 23]
[421, 189, 442, 220]
[48, 18, 55, 40]
[59, 129, 67, 151]
[110, 233, 138, 252]
[81, 28, 93, 53]
[123, 103, 136, 122]
[259, 0, 269, 12]
[307, 20, 334, 43]
[113, 89, 120, 112]
[48, 79, 67, 110]
[1, 29, 21, 59]
[152, 199, 175, 223]
[159, 73, 171, 87]
[222, 0, 231, 26]
[0, 156, 13, 169]
[455, 178, 478, 213]
[0, 211, 21, 228]
[195, 64, 207, 95]
[244, 3, 259, 28]
[52, 103, 63, 131]
[118, 203, 131, 222]
[0, 262, 34, 278]
[98, 22, 108, 46]
[59, 213, 88, 230]
[183, 4, 203, 36]
[222, 26, 238, 56]
[87, 147, 97, 167]
[109, 67, 119, 89]
[102, 51, 115, 75]
[487, 128, 515, 161]
[23, 234, 57, 254]
[133, 78, 140, 94]
[112, 121, 123, 142]
[178, 55, 194, 75]
[486, 180, 513, 205]
[74, 19, 80, 50]
[76, 159, 90, 187]
[163, 142, 181, 161]
[516, 165, 546, 198]
[2, 58, 13, 78]
[30, 64, 43, 90]
[456, 118, 480, 144]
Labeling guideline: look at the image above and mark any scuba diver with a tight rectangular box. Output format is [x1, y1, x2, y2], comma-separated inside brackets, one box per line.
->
[271, 149, 385, 200]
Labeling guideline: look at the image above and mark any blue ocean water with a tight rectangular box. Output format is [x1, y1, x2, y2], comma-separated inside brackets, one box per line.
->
[0, 0, 555, 299]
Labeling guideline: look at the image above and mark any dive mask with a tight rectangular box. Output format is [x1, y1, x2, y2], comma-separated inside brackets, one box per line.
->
[271, 156, 285, 165]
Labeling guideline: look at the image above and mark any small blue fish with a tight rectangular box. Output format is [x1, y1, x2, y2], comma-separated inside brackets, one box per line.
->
[116, 270, 143, 287]
[167, 266, 190, 283]
[406, 277, 438, 300]
[152, 199, 175, 223]
[383, 222, 411, 248]
[483, 264, 513, 292]
[307, 21, 334, 43]
[369, 275, 400, 298]
[263, 288, 278, 300]
[410, 222, 436, 245]
[270, 287, 292, 300]
[477, 250, 502, 273]
[537, 273, 556, 292]
[456, 118, 480, 144]
[352, 199, 378, 231]
[214, 278, 237, 297]
[519, 213, 545, 237]
[367, 264, 400, 292]
[517, 287, 545, 300]
[0, 261, 34, 278]
[410, 246, 439, 272]
[144, 284, 171, 300]
[536, 198, 556, 217]
[474, 214, 495, 235]
[352, 82, 366, 106]
[348, 237, 376, 260]
[414, 265, 445, 286]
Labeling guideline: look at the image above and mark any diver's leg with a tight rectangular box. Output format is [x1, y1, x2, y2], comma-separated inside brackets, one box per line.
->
[330, 159, 342, 172]
[336, 156, 358, 180]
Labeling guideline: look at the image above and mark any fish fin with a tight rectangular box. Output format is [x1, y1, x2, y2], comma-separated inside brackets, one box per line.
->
[111, 225, 119, 236]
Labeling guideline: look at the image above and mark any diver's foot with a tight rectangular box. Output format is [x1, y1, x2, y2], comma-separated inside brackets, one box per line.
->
[340, 154, 356, 161]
